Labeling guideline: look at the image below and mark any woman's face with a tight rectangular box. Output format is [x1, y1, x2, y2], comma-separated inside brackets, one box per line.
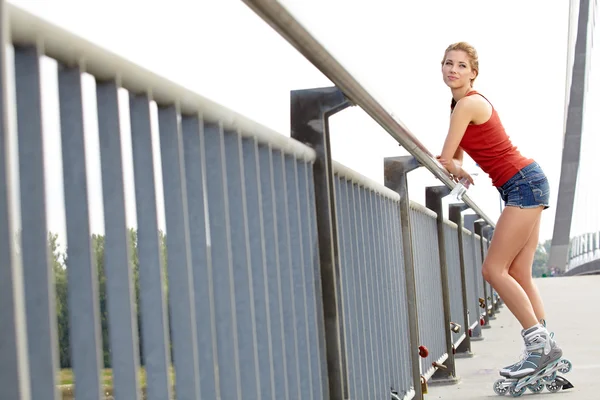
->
[442, 50, 476, 89]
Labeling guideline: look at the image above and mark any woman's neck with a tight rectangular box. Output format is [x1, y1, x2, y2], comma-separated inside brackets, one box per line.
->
[452, 85, 474, 102]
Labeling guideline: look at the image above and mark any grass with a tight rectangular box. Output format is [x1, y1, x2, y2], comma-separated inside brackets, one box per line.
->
[59, 367, 175, 388]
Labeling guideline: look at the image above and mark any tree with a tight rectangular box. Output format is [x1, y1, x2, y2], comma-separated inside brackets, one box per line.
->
[51, 228, 168, 369]
[532, 239, 552, 278]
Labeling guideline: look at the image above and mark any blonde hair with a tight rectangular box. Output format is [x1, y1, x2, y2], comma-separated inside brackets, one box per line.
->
[442, 41, 479, 87]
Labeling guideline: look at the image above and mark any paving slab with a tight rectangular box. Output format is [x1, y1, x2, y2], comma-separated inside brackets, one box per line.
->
[425, 275, 600, 399]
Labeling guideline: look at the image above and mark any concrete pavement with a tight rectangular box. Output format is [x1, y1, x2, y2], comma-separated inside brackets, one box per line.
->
[425, 275, 600, 399]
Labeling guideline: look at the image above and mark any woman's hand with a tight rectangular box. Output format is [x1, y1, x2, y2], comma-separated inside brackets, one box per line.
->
[436, 155, 461, 176]
[453, 167, 475, 186]
[436, 156, 474, 185]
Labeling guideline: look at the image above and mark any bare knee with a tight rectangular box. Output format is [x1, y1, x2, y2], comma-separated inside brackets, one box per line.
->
[482, 261, 505, 285]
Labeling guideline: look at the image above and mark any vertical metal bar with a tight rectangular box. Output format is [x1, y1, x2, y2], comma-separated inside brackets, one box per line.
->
[58, 64, 103, 400]
[181, 114, 219, 399]
[300, 161, 324, 400]
[334, 175, 352, 398]
[272, 150, 301, 398]
[425, 185, 457, 382]
[242, 137, 275, 400]
[372, 194, 390, 393]
[96, 80, 142, 400]
[474, 222, 491, 328]
[0, 1, 31, 397]
[381, 198, 401, 392]
[157, 105, 201, 399]
[364, 190, 384, 398]
[290, 87, 351, 399]
[257, 143, 288, 398]
[129, 93, 172, 400]
[347, 181, 366, 399]
[223, 128, 261, 399]
[384, 155, 423, 400]
[14, 45, 59, 400]
[353, 183, 375, 396]
[203, 122, 242, 399]
[285, 154, 313, 400]
[449, 204, 473, 357]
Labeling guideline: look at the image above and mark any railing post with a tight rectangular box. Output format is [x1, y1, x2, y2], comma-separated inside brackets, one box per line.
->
[474, 221, 491, 329]
[0, 0, 32, 397]
[383, 155, 423, 400]
[425, 186, 459, 384]
[290, 86, 351, 400]
[484, 226, 500, 316]
[463, 214, 484, 341]
[481, 225, 497, 320]
[449, 204, 474, 358]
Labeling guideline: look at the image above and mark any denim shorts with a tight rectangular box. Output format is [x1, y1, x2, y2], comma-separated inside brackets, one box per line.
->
[497, 162, 550, 209]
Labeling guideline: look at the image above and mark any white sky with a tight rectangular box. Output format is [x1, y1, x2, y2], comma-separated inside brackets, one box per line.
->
[6, 0, 600, 246]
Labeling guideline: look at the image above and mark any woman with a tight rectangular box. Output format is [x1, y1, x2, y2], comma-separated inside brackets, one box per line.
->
[436, 41, 562, 380]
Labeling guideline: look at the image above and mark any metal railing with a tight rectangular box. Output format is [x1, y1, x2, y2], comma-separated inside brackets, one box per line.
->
[0, 2, 503, 400]
[565, 231, 600, 274]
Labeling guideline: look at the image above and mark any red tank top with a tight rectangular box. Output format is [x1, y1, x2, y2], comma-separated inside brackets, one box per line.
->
[457, 91, 533, 187]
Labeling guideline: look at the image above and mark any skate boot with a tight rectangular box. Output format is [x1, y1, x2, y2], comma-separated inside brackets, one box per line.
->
[493, 324, 573, 396]
[506, 324, 562, 379]
[499, 326, 558, 377]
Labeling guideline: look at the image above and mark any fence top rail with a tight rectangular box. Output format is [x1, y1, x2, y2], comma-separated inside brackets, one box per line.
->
[242, 0, 495, 228]
[333, 160, 400, 201]
[6, 3, 316, 162]
[462, 227, 473, 236]
[443, 219, 459, 230]
[410, 201, 437, 220]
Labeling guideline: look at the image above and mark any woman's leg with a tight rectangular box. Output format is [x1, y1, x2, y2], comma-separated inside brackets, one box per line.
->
[481, 205, 543, 329]
[508, 215, 546, 322]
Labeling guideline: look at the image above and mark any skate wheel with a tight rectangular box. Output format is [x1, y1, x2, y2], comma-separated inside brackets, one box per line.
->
[543, 371, 557, 382]
[509, 385, 526, 397]
[546, 381, 561, 393]
[527, 380, 544, 393]
[493, 379, 509, 396]
[558, 359, 572, 374]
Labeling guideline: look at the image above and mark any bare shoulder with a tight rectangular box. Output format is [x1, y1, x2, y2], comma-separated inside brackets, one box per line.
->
[455, 94, 492, 124]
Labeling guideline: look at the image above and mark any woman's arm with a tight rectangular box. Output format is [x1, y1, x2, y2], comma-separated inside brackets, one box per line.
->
[438, 98, 477, 175]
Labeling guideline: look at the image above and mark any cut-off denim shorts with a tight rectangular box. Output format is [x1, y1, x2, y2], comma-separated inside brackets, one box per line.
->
[497, 162, 550, 210]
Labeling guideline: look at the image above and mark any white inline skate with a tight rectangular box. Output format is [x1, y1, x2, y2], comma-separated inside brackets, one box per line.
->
[493, 324, 573, 397]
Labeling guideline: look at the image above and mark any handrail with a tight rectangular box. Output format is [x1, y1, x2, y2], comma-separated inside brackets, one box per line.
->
[6, 3, 316, 162]
[241, 0, 496, 228]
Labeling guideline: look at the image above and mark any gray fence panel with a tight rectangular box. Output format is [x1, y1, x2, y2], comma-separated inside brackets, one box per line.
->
[461, 229, 478, 329]
[443, 222, 466, 346]
[223, 129, 261, 399]
[284, 154, 313, 400]
[272, 150, 301, 399]
[336, 178, 361, 398]
[242, 137, 275, 400]
[58, 64, 103, 400]
[298, 161, 324, 400]
[389, 199, 413, 395]
[129, 93, 172, 400]
[14, 45, 60, 400]
[181, 115, 218, 399]
[410, 204, 446, 375]
[305, 161, 327, 399]
[257, 144, 288, 398]
[473, 234, 485, 312]
[361, 188, 385, 399]
[203, 122, 242, 399]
